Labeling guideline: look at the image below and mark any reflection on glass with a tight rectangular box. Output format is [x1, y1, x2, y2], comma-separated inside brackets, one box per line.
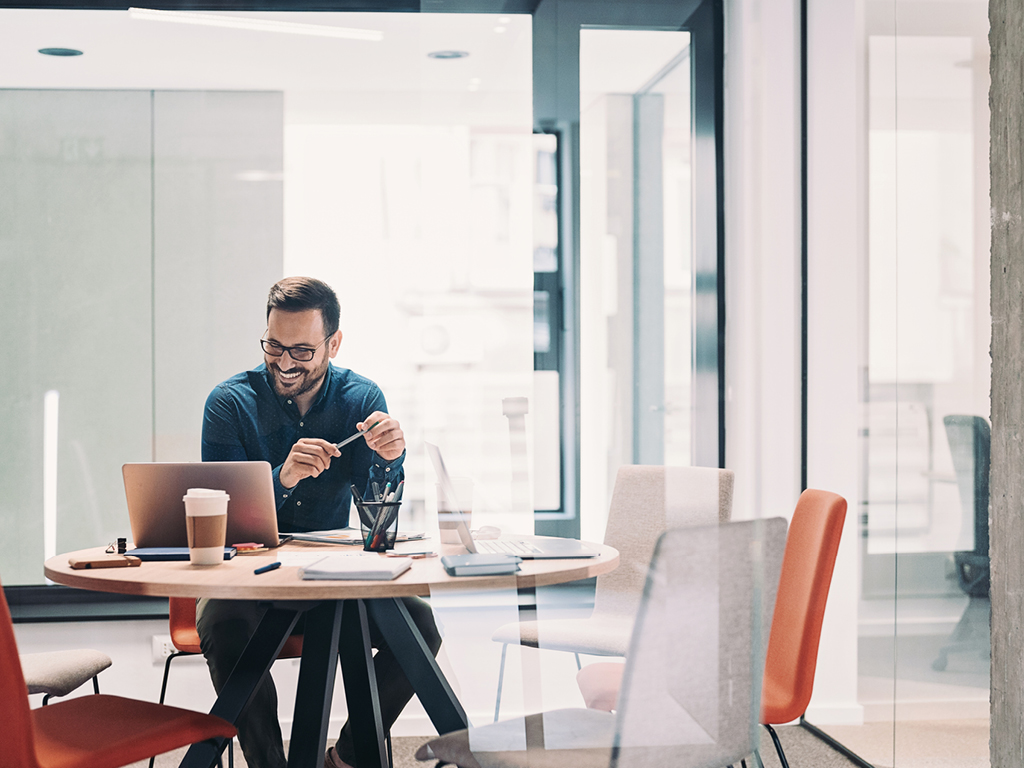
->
[578, 29, 692, 542]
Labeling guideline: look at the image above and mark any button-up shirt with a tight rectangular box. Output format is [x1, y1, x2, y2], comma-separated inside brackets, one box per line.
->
[201, 363, 405, 532]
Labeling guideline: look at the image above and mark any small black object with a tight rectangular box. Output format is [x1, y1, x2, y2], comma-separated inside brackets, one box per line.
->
[117, 537, 127, 555]
[353, 498, 401, 552]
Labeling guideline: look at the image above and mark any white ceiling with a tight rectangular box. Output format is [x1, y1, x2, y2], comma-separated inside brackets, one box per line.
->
[0, 9, 534, 126]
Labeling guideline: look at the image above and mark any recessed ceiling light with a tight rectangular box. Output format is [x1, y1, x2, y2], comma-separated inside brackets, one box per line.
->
[39, 48, 83, 57]
[427, 50, 469, 60]
[494, 26, 506, 34]
[499, 16, 511, 23]
[127, 7, 382, 42]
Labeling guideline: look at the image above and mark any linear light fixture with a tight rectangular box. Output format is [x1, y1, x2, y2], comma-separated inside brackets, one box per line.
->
[43, 389, 59, 567]
[128, 7, 383, 42]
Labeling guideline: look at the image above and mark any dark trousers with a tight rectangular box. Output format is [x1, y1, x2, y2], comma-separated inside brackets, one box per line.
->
[196, 596, 441, 768]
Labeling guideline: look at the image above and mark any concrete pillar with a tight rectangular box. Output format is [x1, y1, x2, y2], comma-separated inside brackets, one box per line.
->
[989, 1, 1024, 765]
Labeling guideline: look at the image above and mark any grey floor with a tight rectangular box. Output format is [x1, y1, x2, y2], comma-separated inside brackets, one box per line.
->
[138, 724, 867, 768]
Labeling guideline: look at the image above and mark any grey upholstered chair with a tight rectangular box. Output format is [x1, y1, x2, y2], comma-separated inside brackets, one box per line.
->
[20, 648, 112, 705]
[490, 465, 734, 720]
[417, 518, 786, 768]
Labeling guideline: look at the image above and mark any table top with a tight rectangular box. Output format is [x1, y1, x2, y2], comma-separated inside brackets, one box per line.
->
[44, 537, 619, 600]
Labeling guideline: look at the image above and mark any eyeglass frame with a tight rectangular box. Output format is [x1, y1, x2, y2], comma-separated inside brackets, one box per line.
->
[260, 333, 332, 363]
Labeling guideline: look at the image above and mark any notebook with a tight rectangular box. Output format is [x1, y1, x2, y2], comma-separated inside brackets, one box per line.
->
[300, 553, 412, 581]
[424, 442, 599, 559]
[123, 462, 280, 549]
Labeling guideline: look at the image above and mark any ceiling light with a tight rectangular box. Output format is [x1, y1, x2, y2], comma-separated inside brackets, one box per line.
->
[38, 48, 83, 57]
[427, 50, 469, 60]
[494, 26, 506, 34]
[128, 7, 383, 42]
[499, 16, 511, 23]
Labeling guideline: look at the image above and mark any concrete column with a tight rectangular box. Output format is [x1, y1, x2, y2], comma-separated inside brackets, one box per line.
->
[989, 0, 1024, 765]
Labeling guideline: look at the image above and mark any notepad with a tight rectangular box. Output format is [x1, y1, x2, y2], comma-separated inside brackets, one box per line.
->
[126, 547, 236, 561]
[299, 553, 412, 581]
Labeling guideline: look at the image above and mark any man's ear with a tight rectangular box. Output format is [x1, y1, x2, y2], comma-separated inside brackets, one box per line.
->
[327, 330, 343, 359]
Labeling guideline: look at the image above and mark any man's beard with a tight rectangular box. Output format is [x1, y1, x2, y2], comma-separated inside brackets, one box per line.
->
[269, 356, 329, 400]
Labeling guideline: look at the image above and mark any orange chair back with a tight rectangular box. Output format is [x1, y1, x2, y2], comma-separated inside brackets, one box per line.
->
[169, 597, 203, 653]
[760, 489, 846, 724]
[169, 597, 303, 658]
[0, 579, 42, 768]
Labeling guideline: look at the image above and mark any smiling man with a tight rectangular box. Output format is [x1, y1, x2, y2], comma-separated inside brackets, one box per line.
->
[198, 276, 440, 768]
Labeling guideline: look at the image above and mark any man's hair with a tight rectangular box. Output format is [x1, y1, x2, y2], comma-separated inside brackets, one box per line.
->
[266, 277, 341, 337]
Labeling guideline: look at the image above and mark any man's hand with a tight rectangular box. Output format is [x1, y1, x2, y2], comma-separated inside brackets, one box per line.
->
[358, 411, 405, 462]
[279, 438, 341, 489]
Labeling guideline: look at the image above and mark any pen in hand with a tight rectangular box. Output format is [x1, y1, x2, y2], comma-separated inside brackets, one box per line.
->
[254, 562, 282, 575]
[335, 420, 382, 450]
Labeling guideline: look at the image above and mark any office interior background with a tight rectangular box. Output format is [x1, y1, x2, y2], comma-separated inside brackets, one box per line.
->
[0, 0, 992, 766]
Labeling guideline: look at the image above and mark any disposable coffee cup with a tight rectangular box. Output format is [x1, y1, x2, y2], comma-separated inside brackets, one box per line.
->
[437, 478, 473, 544]
[184, 488, 229, 566]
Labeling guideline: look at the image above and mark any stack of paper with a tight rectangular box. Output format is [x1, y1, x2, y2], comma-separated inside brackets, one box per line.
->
[300, 553, 412, 581]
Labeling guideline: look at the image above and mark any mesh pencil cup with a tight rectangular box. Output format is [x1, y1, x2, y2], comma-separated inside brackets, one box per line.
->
[354, 499, 402, 552]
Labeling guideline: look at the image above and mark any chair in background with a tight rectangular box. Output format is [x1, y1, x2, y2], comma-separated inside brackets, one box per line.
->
[21, 649, 112, 705]
[152, 597, 304, 768]
[416, 518, 787, 768]
[932, 414, 990, 672]
[489, 465, 734, 721]
[1, 579, 236, 768]
[577, 489, 848, 768]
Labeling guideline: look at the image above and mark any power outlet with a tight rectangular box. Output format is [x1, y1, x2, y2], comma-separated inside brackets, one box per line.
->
[152, 634, 175, 663]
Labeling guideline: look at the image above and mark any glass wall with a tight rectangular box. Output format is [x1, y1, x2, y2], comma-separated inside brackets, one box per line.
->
[813, 1, 991, 765]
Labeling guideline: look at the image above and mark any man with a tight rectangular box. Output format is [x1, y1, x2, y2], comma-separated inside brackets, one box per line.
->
[199, 276, 440, 768]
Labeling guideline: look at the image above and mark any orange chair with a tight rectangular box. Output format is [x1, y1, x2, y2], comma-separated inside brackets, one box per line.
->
[1, 579, 236, 768]
[759, 489, 846, 768]
[153, 597, 304, 768]
[576, 489, 847, 768]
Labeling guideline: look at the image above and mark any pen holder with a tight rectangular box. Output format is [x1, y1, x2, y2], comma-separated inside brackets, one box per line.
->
[355, 499, 401, 552]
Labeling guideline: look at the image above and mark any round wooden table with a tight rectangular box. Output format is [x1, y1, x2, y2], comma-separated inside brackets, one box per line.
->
[45, 539, 618, 768]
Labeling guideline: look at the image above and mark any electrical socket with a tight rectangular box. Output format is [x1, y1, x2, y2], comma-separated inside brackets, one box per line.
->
[152, 634, 175, 663]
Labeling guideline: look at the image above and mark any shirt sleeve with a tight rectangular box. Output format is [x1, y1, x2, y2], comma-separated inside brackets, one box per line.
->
[352, 384, 406, 500]
[201, 386, 248, 462]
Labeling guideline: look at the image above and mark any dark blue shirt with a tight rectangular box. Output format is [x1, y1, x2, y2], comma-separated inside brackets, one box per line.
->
[201, 363, 405, 532]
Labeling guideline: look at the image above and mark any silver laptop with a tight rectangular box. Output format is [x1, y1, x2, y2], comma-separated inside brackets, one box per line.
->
[425, 442, 598, 559]
[123, 462, 280, 549]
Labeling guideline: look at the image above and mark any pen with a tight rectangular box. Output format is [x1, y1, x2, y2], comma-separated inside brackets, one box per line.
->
[254, 562, 282, 575]
[335, 420, 382, 450]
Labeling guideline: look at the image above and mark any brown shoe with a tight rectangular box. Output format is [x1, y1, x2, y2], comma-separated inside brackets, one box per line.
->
[324, 747, 351, 768]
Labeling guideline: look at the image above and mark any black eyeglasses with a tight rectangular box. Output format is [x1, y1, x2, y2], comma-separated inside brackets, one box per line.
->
[260, 335, 330, 362]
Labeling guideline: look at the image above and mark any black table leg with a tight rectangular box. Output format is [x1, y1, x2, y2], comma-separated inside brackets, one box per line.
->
[366, 597, 468, 735]
[287, 600, 344, 768]
[180, 604, 302, 768]
[338, 599, 390, 768]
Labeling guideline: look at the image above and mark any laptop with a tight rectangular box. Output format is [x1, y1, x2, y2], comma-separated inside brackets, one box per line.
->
[425, 442, 599, 559]
[123, 462, 280, 549]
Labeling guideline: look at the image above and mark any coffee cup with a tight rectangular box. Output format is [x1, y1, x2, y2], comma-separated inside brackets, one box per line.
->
[183, 488, 229, 566]
[437, 477, 473, 544]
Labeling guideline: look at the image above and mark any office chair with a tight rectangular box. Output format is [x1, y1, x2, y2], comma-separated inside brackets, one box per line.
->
[576, 489, 848, 768]
[489, 464, 734, 721]
[932, 415, 990, 672]
[21, 649, 112, 705]
[1, 578, 236, 768]
[415, 519, 785, 768]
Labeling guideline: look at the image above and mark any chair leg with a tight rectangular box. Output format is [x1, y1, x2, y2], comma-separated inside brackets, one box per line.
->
[574, 653, 581, 670]
[494, 643, 509, 722]
[386, 730, 393, 768]
[752, 749, 766, 768]
[42, 694, 51, 706]
[763, 724, 789, 768]
[92, 675, 100, 694]
[151, 651, 193, 768]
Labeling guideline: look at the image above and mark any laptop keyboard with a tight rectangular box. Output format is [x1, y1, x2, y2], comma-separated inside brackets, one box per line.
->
[476, 538, 542, 555]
